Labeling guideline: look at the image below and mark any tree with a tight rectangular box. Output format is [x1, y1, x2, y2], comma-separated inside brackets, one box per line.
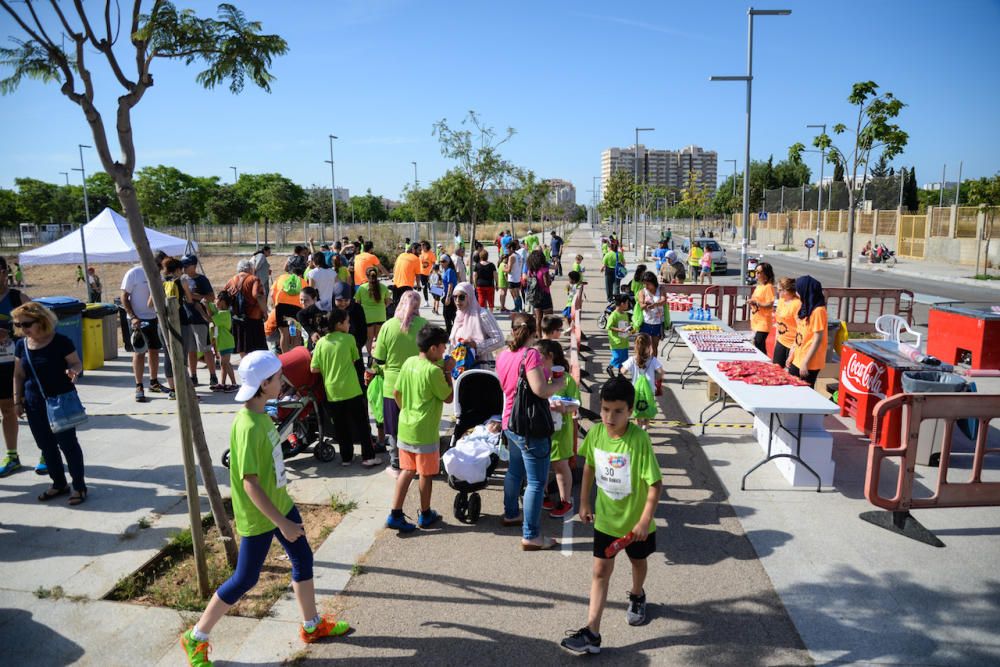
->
[0, 188, 17, 227]
[427, 169, 482, 225]
[13, 177, 60, 224]
[599, 168, 635, 228]
[676, 170, 710, 219]
[904, 167, 919, 212]
[235, 173, 306, 223]
[432, 110, 515, 245]
[0, 1, 288, 579]
[135, 165, 217, 226]
[967, 174, 1000, 277]
[833, 161, 845, 184]
[350, 189, 387, 222]
[206, 183, 247, 225]
[791, 81, 907, 288]
[870, 152, 889, 178]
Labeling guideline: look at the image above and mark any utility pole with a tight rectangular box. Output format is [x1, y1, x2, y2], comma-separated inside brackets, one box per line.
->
[807, 124, 826, 250]
[954, 161, 962, 205]
[71, 144, 92, 301]
[327, 134, 338, 244]
[939, 163, 946, 208]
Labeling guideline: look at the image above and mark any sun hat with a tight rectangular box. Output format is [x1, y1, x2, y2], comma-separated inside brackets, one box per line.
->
[235, 350, 283, 402]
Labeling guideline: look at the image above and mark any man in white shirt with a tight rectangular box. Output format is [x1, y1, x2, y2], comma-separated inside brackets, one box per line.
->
[121, 252, 166, 402]
[307, 252, 339, 311]
[250, 245, 271, 299]
[453, 245, 468, 284]
[507, 239, 524, 313]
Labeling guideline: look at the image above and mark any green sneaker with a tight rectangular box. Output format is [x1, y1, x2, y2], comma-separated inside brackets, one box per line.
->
[180, 629, 213, 666]
[300, 615, 350, 643]
[35, 456, 47, 475]
[0, 453, 21, 477]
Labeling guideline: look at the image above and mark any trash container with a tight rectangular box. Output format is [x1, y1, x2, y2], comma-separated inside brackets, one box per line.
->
[85, 303, 120, 361]
[80, 306, 104, 370]
[35, 296, 86, 364]
[901, 370, 967, 466]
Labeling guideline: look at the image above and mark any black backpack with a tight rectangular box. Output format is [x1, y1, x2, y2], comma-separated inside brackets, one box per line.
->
[525, 272, 545, 307]
[226, 276, 248, 321]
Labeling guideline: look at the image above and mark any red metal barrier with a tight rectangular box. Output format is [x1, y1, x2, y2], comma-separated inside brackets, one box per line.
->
[823, 288, 915, 332]
[862, 392, 1000, 546]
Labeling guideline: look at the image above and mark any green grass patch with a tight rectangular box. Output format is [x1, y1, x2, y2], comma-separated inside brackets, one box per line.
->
[972, 274, 1000, 281]
[330, 493, 358, 515]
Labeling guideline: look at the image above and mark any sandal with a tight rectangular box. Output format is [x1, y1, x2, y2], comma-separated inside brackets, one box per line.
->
[68, 490, 87, 506]
[149, 379, 167, 393]
[38, 486, 70, 502]
[521, 537, 559, 551]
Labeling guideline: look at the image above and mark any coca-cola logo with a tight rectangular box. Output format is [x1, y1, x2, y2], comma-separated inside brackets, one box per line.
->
[841, 352, 886, 399]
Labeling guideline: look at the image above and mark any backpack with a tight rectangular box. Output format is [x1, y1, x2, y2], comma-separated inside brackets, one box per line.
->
[226, 276, 248, 321]
[614, 254, 627, 280]
[633, 372, 657, 419]
[282, 274, 302, 297]
[525, 271, 545, 307]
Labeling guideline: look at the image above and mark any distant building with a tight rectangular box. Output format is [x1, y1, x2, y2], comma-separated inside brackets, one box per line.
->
[922, 181, 959, 191]
[334, 187, 350, 203]
[544, 179, 576, 206]
[601, 145, 717, 194]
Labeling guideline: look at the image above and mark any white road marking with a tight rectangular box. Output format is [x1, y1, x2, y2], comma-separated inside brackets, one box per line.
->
[562, 516, 578, 557]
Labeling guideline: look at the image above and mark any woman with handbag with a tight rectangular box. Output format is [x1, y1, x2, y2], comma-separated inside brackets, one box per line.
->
[497, 313, 566, 550]
[12, 302, 87, 505]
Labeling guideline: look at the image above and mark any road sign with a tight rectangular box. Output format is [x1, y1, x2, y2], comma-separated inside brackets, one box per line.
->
[758, 211, 768, 221]
[804, 237, 816, 249]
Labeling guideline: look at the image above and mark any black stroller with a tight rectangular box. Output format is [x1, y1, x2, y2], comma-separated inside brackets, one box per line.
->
[444, 369, 504, 524]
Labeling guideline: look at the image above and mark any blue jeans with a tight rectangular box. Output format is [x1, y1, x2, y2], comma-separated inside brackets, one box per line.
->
[503, 430, 552, 540]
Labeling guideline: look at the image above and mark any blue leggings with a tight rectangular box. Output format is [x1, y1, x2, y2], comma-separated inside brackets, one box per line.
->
[216, 506, 313, 605]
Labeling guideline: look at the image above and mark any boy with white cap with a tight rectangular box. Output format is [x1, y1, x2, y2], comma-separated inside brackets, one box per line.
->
[180, 351, 351, 666]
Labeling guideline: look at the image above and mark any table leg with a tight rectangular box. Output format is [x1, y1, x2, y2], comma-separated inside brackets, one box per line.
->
[680, 355, 702, 388]
[742, 412, 822, 491]
[699, 394, 743, 435]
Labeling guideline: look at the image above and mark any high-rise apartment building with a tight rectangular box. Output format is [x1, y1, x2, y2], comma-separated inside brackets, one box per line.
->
[544, 178, 577, 206]
[601, 145, 718, 194]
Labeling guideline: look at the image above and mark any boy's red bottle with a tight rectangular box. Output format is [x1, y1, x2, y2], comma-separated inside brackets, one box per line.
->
[604, 531, 635, 558]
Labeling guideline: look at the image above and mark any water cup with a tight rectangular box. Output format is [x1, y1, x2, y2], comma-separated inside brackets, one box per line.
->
[551, 365, 565, 379]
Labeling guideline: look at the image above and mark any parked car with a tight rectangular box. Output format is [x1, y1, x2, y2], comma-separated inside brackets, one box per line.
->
[695, 238, 728, 275]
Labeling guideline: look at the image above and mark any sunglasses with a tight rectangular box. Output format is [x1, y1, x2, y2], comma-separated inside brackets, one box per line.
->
[455, 294, 467, 301]
[13, 320, 36, 329]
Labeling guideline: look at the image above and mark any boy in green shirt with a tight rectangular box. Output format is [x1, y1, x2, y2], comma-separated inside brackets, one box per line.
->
[386, 325, 454, 533]
[311, 308, 379, 467]
[180, 351, 351, 666]
[561, 376, 662, 655]
[211, 293, 237, 391]
[605, 294, 631, 376]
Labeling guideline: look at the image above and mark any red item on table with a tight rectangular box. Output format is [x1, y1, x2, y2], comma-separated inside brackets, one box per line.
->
[717, 360, 810, 387]
[604, 532, 636, 558]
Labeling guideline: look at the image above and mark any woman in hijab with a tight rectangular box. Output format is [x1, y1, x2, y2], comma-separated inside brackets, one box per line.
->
[785, 275, 828, 388]
[372, 290, 427, 475]
[448, 282, 505, 367]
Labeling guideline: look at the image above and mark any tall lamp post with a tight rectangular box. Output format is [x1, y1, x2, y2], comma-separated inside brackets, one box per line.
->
[806, 124, 826, 253]
[325, 134, 339, 245]
[634, 127, 654, 258]
[593, 176, 601, 228]
[725, 159, 738, 197]
[229, 166, 238, 183]
[71, 144, 92, 301]
[59, 171, 70, 186]
[711, 7, 791, 284]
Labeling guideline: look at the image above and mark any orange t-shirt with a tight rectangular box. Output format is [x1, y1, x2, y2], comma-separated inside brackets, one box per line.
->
[264, 308, 278, 336]
[393, 252, 421, 288]
[419, 250, 436, 276]
[749, 283, 776, 333]
[270, 274, 303, 307]
[775, 297, 801, 349]
[793, 306, 828, 371]
[353, 252, 381, 285]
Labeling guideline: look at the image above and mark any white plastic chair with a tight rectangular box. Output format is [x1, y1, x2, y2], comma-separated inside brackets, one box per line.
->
[875, 314, 922, 349]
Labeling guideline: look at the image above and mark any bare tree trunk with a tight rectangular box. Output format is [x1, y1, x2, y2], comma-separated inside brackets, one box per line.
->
[189, 395, 239, 567]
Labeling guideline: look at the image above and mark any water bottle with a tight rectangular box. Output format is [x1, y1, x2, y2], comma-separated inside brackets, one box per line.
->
[265, 401, 278, 419]
[289, 321, 297, 337]
[688, 306, 694, 321]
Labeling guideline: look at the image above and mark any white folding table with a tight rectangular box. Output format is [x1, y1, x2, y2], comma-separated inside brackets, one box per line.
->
[676, 328, 762, 388]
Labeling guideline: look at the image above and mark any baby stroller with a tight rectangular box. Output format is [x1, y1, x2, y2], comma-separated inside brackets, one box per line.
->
[444, 369, 504, 523]
[597, 289, 636, 329]
[222, 346, 336, 468]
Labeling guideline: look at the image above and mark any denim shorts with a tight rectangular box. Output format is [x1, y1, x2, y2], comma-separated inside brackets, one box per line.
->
[639, 322, 663, 338]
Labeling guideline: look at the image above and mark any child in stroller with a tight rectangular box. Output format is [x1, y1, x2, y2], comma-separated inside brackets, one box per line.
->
[442, 369, 504, 523]
[222, 346, 335, 468]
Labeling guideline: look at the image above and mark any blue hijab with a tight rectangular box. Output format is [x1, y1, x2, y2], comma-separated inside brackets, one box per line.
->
[795, 275, 826, 320]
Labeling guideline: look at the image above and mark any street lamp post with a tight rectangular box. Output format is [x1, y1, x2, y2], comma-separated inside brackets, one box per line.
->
[59, 171, 70, 186]
[326, 134, 339, 244]
[71, 144, 92, 301]
[634, 127, 654, 258]
[806, 124, 826, 252]
[711, 7, 791, 284]
[230, 166, 238, 183]
[725, 159, 737, 197]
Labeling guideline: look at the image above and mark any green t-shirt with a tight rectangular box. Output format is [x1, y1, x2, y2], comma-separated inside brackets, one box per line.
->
[395, 355, 451, 447]
[630, 280, 643, 297]
[310, 331, 362, 401]
[572, 261, 583, 274]
[606, 309, 630, 349]
[524, 234, 540, 252]
[372, 315, 428, 398]
[211, 305, 235, 352]
[229, 408, 294, 537]
[355, 283, 390, 325]
[603, 250, 621, 269]
[579, 422, 662, 538]
[551, 375, 581, 462]
[337, 266, 351, 284]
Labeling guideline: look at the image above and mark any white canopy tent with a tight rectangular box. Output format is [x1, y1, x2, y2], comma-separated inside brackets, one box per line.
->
[19, 207, 195, 266]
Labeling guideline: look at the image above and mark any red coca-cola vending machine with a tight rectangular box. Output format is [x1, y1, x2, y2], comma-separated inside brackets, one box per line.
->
[838, 340, 934, 448]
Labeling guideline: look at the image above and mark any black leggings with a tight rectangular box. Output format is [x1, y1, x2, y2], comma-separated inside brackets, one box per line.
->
[753, 331, 769, 354]
[326, 394, 374, 462]
[443, 300, 457, 333]
[789, 364, 820, 388]
[772, 341, 791, 369]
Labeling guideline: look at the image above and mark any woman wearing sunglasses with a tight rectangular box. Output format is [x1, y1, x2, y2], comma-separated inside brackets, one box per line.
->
[448, 282, 505, 368]
[11, 302, 87, 505]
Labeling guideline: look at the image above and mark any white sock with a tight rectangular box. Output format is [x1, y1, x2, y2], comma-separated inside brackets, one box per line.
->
[303, 614, 321, 631]
[191, 625, 209, 642]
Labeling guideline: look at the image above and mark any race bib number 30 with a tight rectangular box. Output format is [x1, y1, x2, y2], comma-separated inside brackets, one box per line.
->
[270, 429, 288, 488]
[594, 448, 631, 501]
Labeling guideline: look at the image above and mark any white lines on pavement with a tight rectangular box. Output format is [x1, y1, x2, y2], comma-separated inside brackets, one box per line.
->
[912, 292, 950, 305]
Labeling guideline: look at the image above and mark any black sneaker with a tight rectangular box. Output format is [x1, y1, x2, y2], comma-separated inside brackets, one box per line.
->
[189, 375, 199, 387]
[561, 626, 601, 654]
[626, 590, 647, 626]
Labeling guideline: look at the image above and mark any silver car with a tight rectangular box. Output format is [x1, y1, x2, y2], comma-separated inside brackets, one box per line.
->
[695, 238, 728, 275]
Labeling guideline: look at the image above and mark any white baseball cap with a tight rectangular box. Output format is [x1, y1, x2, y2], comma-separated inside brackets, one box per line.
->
[235, 350, 283, 402]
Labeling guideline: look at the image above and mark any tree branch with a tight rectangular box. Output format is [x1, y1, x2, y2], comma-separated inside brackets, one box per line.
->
[24, 1, 59, 51]
[69, 0, 103, 50]
[2, 0, 81, 101]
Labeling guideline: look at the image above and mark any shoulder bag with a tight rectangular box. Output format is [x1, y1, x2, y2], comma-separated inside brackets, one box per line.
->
[508, 350, 554, 438]
[23, 342, 87, 433]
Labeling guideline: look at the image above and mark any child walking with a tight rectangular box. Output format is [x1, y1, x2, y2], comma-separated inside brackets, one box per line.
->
[561, 376, 662, 655]
[537, 340, 579, 519]
[428, 263, 444, 315]
[605, 294, 632, 377]
[180, 351, 351, 666]
[385, 324, 454, 532]
[211, 293, 237, 392]
[310, 309, 379, 466]
[619, 333, 663, 430]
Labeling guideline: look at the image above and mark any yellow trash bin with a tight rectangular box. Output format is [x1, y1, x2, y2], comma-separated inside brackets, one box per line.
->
[81, 305, 105, 370]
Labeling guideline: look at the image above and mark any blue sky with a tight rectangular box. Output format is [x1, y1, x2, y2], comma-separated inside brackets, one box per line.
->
[2, 0, 999, 204]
